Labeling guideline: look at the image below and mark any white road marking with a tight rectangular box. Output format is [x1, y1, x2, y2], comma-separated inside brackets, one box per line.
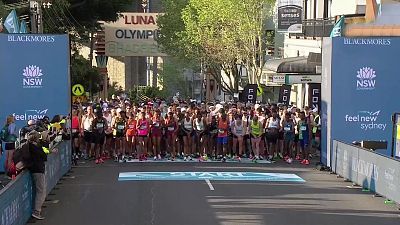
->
[205, 179, 215, 191]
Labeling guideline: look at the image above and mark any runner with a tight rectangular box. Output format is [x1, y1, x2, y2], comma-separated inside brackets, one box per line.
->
[232, 114, 245, 161]
[165, 112, 177, 160]
[250, 115, 263, 161]
[112, 109, 126, 162]
[71, 109, 80, 163]
[265, 110, 281, 161]
[136, 112, 150, 161]
[182, 110, 194, 161]
[126, 112, 137, 160]
[103, 109, 113, 159]
[81, 106, 95, 160]
[92, 110, 107, 164]
[281, 112, 295, 163]
[194, 111, 208, 161]
[217, 110, 229, 162]
[297, 111, 312, 165]
[150, 110, 163, 160]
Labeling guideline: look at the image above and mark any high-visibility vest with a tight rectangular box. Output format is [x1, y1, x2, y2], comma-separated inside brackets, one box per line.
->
[312, 115, 320, 134]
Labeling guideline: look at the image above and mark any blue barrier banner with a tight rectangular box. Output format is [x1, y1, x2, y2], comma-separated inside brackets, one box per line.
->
[322, 37, 400, 165]
[45, 140, 71, 195]
[118, 172, 305, 182]
[332, 141, 400, 204]
[0, 34, 70, 129]
[0, 172, 32, 225]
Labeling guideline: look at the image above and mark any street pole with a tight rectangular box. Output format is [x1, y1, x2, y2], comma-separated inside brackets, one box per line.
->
[29, 1, 38, 33]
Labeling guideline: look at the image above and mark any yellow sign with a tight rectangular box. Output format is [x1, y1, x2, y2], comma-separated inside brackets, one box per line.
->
[72, 96, 87, 104]
[72, 84, 85, 96]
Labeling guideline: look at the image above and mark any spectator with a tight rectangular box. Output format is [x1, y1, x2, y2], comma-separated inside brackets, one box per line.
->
[1, 115, 17, 177]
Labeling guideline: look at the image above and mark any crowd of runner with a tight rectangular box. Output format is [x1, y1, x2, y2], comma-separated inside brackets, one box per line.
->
[71, 96, 321, 165]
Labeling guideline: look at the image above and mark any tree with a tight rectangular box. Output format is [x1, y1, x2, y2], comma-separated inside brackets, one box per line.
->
[158, 0, 275, 95]
[71, 53, 103, 94]
[0, 1, 7, 21]
[158, 57, 194, 98]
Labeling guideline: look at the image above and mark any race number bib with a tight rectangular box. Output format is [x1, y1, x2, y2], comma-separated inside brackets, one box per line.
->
[300, 126, 307, 131]
[129, 125, 135, 129]
[117, 125, 125, 130]
[96, 123, 104, 128]
[218, 129, 225, 134]
[168, 127, 174, 131]
[284, 127, 291, 131]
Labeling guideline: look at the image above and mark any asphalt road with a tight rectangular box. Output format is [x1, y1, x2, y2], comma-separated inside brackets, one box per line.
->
[31, 160, 399, 225]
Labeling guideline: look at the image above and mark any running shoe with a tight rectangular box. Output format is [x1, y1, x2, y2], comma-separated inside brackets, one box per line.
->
[157, 154, 162, 160]
[237, 156, 242, 162]
[268, 155, 273, 161]
[184, 156, 187, 161]
[222, 156, 227, 162]
[99, 158, 104, 164]
[296, 155, 301, 161]
[95, 159, 100, 164]
[154, 156, 157, 161]
[304, 159, 310, 165]
[259, 155, 264, 160]
[188, 155, 193, 161]
[301, 159, 307, 164]
[287, 158, 293, 164]
[278, 153, 284, 159]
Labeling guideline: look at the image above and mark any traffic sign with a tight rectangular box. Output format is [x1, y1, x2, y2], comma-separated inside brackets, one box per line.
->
[72, 84, 85, 96]
[72, 96, 87, 104]
[118, 172, 305, 182]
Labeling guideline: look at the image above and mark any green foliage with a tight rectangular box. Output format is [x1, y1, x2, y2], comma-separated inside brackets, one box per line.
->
[158, 57, 193, 98]
[71, 53, 103, 94]
[108, 82, 124, 99]
[0, 1, 7, 21]
[158, 0, 275, 94]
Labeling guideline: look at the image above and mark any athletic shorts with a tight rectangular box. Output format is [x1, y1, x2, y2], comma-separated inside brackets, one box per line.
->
[284, 132, 295, 142]
[299, 138, 309, 149]
[217, 136, 228, 145]
[72, 132, 79, 139]
[114, 132, 125, 138]
[84, 131, 93, 143]
[93, 134, 105, 145]
[4, 142, 15, 151]
[278, 131, 284, 140]
[294, 134, 299, 143]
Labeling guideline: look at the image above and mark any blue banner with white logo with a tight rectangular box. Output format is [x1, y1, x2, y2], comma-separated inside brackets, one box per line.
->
[322, 37, 400, 165]
[0, 34, 70, 129]
[3, 9, 19, 34]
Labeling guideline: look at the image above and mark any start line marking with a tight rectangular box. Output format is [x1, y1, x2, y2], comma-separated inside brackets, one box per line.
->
[118, 172, 305, 182]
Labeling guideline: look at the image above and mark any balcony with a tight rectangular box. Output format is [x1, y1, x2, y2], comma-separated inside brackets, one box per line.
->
[289, 17, 336, 38]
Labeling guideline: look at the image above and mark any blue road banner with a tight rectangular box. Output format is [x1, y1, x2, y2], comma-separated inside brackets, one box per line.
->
[119, 172, 305, 182]
[0, 34, 70, 129]
[19, 20, 27, 34]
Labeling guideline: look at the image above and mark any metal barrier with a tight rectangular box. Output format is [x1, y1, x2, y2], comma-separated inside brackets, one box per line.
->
[332, 140, 400, 204]
[0, 140, 71, 225]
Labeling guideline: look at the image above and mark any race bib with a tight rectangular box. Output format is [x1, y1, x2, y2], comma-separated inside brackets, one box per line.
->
[153, 122, 160, 127]
[72, 129, 78, 133]
[168, 127, 174, 131]
[218, 129, 225, 134]
[300, 126, 307, 131]
[117, 125, 125, 130]
[96, 123, 104, 128]
[129, 125, 135, 129]
[284, 127, 291, 131]
[140, 125, 147, 130]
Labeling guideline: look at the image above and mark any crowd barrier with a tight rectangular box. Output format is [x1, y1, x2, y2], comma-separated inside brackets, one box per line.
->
[0, 140, 71, 225]
[332, 140, 400, 204]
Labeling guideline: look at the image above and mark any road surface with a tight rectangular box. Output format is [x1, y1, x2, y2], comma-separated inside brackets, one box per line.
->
[32, 160, 399, 225]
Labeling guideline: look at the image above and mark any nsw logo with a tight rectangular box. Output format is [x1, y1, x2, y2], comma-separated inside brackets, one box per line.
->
[356, 67, 376, 90]
[22, 65, 44, 88]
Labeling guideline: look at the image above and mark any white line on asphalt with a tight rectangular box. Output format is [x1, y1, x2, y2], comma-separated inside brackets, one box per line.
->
[205, 179, 215, 191]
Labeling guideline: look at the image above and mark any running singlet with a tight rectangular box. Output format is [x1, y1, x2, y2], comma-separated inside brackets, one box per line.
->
[218, 119, 228, 137]
[71, 116, 79, 133]
[183, 118, 193, 132]
[166, 119, 176, 134]
[251, 121, 262, 137]
[114, 119, 126, 136]
[298, 120, 309, 140]
[126, 119, 137, 136]
[137, 119, 149, 136]
[83, 115, 94, 132]
[94, 119, 106, 135]
[234, 121, 244, 136]
[282, 121, 294, 133]
[151, 119, 162, 136]
[194, 118, 205, 132]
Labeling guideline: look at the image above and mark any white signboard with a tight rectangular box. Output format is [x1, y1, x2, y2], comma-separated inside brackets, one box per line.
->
[104, 13, 167, 57]
[273, 75, 286, 84]
[286, 75, 322, 84]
